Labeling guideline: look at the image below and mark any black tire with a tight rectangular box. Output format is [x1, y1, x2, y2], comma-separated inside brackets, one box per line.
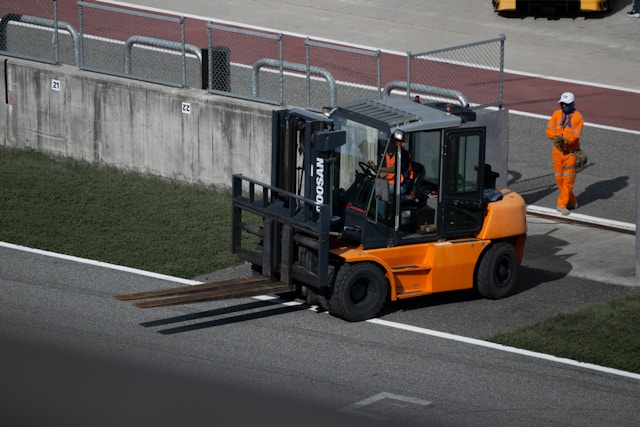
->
[476, 242, 519, 299]
[327, 262, 388, 322]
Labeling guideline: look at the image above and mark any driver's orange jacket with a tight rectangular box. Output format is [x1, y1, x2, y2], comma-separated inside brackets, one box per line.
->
[384, 150, 414, 185]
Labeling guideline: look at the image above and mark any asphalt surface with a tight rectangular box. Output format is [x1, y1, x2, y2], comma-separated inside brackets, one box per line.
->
[2, 244, 640, 427]
[2, 2, 639, 426]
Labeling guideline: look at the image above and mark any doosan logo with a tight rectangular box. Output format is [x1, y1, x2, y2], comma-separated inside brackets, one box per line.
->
[315, 157, 324, 212]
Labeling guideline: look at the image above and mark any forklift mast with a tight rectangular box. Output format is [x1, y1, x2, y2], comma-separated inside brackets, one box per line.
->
[231, 108, 346, 292]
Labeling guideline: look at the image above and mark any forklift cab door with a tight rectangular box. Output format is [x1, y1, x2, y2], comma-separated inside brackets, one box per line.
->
[440, 127, 486, 239]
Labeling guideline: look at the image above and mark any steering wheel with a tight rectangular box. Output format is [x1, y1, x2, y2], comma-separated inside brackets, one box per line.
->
[358, 161, 377, 177]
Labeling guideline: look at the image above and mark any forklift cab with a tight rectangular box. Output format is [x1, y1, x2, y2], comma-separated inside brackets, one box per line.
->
[330, 98, 497, 249]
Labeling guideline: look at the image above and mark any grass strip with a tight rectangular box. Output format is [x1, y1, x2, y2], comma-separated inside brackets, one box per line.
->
[490, 294, 640, 374]
[0, 146, 246, 278]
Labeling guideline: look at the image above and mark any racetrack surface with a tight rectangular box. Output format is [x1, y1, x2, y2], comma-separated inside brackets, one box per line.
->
[1, 2, 639, 426]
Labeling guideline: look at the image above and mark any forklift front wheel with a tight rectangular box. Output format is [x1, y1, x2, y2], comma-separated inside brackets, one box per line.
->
[328, 262, 388, 322]
[476, 242, 519, 299]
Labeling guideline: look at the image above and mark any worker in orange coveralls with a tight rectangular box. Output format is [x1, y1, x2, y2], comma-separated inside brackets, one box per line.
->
[546, 92, 584, 216]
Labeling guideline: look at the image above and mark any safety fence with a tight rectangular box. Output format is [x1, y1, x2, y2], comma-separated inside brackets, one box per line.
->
[0, 0, 505, 110]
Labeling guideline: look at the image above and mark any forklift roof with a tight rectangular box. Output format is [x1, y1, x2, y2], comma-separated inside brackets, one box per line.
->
[336, 97, 463, 133]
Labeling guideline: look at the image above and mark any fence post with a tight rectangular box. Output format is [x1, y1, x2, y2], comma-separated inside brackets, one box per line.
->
[305, 37, 311, 109]
[53, 0, 59, 64]
[77, 0, 84, 68]
[499, 33, 505, 109]
[376, 49, 381, 99]
[278, 34, 283, 105]
[406, 52, 412, 100]
[180, 16, 186, 88]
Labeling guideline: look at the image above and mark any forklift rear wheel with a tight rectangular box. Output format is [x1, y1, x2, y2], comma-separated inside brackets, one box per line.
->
[476, 242, 519, 299]
[328, 262, 388, 322]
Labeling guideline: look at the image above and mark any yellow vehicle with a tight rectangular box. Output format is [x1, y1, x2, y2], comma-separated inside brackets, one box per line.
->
[492, 0, 610, 14]
[119, 93, 527, 322]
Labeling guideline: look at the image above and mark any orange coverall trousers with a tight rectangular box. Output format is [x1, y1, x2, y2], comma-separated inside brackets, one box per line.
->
[552, 146, 577, 208]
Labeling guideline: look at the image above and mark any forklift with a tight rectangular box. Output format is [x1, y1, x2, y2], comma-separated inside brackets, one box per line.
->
[229, 96, 527, 321]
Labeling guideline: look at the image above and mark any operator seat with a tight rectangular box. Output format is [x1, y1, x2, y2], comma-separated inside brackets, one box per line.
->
[399, 161, 428, 232]
[410, 161, 425, 196]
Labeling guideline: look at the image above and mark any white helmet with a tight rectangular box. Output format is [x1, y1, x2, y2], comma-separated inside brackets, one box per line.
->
[558, 92, 575, 104]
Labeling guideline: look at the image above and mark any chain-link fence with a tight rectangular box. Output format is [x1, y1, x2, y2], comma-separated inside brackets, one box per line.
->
[0, 0, 69, 65]
[78, 1, 192, 88]
[305, 39, 382, 109]
[408, 35, 506, 109]
[1, 1, 505, 109]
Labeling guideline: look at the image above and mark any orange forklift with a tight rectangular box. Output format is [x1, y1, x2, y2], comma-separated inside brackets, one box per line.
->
[229, 96, 527, 321]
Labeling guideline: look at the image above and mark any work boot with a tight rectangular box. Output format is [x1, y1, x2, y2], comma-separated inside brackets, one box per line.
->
[556, 206, 570, 216]
[567, 202, 578, 210]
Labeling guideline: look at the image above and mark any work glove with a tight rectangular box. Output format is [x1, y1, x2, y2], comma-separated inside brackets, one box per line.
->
[574, 149, 588, 169]
[553, 135, 566, 151]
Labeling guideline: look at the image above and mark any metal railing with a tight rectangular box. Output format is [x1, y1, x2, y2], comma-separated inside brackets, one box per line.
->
[252, 58, 337, 108]
[78, 0, 190, 88]
[124, 35, 202, 86]
[0, 0, 505, 109]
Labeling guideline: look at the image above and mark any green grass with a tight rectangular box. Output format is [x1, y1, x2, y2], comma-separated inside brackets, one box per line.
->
[2, 145, 639, 374]
[0, 146, 246, 278]
[490, 294, 640, 374]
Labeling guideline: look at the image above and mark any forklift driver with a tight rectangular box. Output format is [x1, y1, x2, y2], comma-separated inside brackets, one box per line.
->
[373, 140, 415, 221]
[379, 140, 415, 196]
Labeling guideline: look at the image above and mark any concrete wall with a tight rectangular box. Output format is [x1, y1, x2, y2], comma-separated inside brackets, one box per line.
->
[0, 56, 278, 187]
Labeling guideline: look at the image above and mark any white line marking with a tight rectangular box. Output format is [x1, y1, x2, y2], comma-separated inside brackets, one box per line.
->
[0, 241, 200, 285]
[507, 109, 640, 135]
[253, 296, 640, 381]
[338, 392, 432, 420]
[3, 241, 639, 380]
[367, 318, 640, 381]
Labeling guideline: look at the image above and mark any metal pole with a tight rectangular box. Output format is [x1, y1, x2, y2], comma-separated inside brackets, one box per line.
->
[406, 52, 411, 100]
[305, 37, 311, 110]
[77, 0, 84, 69]
[636, 175, 640, 285]
[499, 33, 505, 109]
[53, 0, 59, 65]
[180, 16, 186, 88]
[278, 34, 283, 105]
[207, 24, 212, 92]
[376, 49, 381, 99]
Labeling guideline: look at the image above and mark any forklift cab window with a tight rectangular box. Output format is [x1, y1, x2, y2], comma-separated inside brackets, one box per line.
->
[334, 117, 388, 212]
[408, 130, 441, 193]
[446, 134, 481, 194]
